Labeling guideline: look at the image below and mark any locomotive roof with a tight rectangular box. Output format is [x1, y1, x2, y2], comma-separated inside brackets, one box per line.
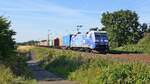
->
[89, 31, 107, 34]
[71, 30, 107, 36]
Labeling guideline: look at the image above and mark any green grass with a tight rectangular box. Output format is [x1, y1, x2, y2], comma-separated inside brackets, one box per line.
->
[0, 65, 36, 84]
[113, 33, 150, 54]
[69, 62, 150, 84]
[32, 47, 150, 84]
[0, 47, 37, 84]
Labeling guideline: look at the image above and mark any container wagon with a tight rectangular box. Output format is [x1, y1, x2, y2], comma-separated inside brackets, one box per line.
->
[62, 34, 72, 49]
[53, 38, 60, 48]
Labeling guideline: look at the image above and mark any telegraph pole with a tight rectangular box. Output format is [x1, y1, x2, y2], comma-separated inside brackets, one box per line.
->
[48, 29, 50, 46]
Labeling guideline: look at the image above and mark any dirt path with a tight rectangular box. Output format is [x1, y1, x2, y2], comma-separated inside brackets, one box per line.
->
[27, 60, 77, 84]
[27, 51, 77, 84]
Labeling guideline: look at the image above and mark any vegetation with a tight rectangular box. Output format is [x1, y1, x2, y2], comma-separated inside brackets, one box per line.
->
[0, 65, 36, 84]
[0, 16, 36, 84]
[17, 46, 34, 54]
[101, 10, 146, 48]
[32, 47, 150, 84]
[0, 16, 16, 63]
[17, 40, 39, 46]
[0, 48, 36, 83]
[114, 33, 150, 54]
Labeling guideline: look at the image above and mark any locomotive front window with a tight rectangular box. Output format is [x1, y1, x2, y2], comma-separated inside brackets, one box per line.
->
[94, 33, 107, 39]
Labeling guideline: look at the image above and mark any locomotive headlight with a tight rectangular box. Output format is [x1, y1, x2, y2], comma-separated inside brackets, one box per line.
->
[95, 40, 99, 42]
[104, 40, 108, 42]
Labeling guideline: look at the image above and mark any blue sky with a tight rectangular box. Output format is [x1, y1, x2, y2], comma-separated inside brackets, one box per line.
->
[0, 0, 150, 42]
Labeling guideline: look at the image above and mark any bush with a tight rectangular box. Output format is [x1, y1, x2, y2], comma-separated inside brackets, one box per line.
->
[69, 63, 150, 84]
[0, 65, 36, 84]
[114, 33, 150, 54]
[98, 63, 150, 84]
[0, 46, 37, 84]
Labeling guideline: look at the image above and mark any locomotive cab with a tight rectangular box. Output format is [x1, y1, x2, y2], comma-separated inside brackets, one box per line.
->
[87, 31, 109, 52]
[94, 31, 109, 52]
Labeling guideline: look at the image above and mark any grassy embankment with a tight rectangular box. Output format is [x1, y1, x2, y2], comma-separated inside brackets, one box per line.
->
[113, 33, 150, 54]
[0, 46, 36, 84]
[32, 47, 150, 84]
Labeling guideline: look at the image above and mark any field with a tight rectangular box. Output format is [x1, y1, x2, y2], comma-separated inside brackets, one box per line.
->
[32, 47, 150, 84]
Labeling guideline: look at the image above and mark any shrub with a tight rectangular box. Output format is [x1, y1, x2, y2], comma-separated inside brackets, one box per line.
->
[98, 63, 150, 84]
[0, 65, 36, 84]
[114, 33, 150, 54]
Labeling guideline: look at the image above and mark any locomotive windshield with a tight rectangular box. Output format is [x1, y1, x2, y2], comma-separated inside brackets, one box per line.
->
[94, 32, 108, 40]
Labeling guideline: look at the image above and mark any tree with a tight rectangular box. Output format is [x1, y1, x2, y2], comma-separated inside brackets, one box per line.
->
[101, 10, 141, 48]
[141, 23, 148, 32]
[148, 27, 150, 32]
[0, 16, 16, 61]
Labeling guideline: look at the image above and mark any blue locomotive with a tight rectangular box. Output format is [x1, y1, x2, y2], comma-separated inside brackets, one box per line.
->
[62, 29, 109, 53]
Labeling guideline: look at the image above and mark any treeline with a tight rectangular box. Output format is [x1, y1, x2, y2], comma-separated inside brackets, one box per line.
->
[101, 10, 150, 48]
[17, 40, 39, 46]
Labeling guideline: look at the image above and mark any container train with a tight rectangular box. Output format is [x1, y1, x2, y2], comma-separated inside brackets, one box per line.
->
[38, 29, 109, 53]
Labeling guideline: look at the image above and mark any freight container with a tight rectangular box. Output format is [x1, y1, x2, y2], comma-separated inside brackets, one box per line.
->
[49, 39, 53, 47]
[54, 38, 60, 47]
[62, 34, 72, 48]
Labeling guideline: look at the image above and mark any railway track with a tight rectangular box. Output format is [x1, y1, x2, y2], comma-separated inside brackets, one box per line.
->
[53, 48, 150, 63]
[37, 46, 150, 63]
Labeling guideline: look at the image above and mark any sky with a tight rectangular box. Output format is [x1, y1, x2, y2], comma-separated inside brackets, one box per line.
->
[0, 0, 150, 42]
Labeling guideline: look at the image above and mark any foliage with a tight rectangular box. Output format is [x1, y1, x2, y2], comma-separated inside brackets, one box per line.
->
[0, 49, 37, 84]
[17, 40, 39, 46]
[32, 47, 150, 84]
[141, 23, 148, 33]
[0, 16, 16, 61]
[114, 33, 150, 54]
[101, 10, 142, 48]
[0, 17, 36, 84]
[0, 65, 36, 84]
[69, 62, 150, 84]
[12, 54, 34, 78]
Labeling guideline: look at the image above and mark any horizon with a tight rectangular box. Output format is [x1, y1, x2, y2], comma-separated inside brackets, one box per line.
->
[0, 0, 150, 42]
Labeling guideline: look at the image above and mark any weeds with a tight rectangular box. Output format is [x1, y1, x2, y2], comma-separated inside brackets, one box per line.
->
[114, 33, 150, 54]
[0, 65, 36, 84]
[32, 47, 150, 84]
[0, 46, 37, 84]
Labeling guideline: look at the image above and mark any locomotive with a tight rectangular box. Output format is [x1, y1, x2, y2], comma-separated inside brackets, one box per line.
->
[62, 30, 109, 52]
[38, 29, 109, 53]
